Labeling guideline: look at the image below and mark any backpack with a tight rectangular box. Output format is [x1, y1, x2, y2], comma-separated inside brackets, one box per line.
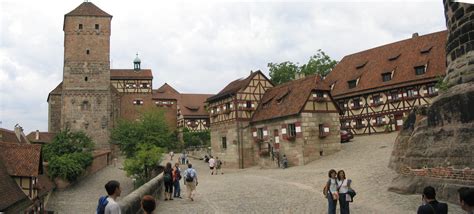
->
[96, 196, 108, 214]
[175, 169, 182, 180]
[185, 169, 195, 182]
[164, 171, 172, 182]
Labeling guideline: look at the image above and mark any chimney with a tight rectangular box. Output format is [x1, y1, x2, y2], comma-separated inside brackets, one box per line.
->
[14, 124, 22, 143]
[35, 130, 40, 140]
[412, 32, 419, 38]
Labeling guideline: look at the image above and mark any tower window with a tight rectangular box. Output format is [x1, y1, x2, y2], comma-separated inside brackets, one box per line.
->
[81, 101, 90, 111]
[84, 76, 88, 82]
[95, 24, 99, 30]
[221, 137, 227, 149]
[79, 24, 83, 30]
[86, 49, 90, 55]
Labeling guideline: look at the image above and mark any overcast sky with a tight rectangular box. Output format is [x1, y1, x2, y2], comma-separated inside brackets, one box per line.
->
[0, 0, 447, 133]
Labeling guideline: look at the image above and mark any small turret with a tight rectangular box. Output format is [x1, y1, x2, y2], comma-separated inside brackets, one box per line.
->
[134, 53, 141, 71]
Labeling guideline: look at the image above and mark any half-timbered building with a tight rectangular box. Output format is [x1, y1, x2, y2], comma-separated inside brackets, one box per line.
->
[207, 70, 274, 168]
[177, 94, 213, 132]
[324, 31, 447, 135]
[251, 75, 341, 167]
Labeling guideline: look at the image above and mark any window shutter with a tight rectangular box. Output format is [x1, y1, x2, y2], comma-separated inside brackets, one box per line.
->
[252, 128, 257, 140]
[263, 127, 268, 140]
[295, 122, 302, 138]
[281, 124, 287, 140]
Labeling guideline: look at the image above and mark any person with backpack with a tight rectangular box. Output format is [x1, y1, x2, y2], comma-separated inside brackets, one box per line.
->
[163, 162, 174, 201]
[96, 180, 121, 214]
[184, 163, 198, 201]
[173, 162, 182, 198]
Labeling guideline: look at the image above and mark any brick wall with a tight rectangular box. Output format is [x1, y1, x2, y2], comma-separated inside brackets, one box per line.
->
[400, 166, 474, 181]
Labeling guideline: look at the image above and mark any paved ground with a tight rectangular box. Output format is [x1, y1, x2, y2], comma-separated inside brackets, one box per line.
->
[156, 133, 464, 214]
[45, 157, 133, 213]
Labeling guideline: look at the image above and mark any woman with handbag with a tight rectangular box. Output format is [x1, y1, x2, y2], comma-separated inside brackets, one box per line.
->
[324, 169, 338, 214]
[337, 170, 352, 214]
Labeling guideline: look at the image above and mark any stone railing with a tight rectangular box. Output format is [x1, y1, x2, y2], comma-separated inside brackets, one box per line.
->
[118, 172, 164, 214]
[186, 146, 210, 159]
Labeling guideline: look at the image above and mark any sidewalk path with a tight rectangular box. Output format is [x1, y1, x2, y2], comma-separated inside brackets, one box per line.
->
[46, 157, 133, 213]
[156, 133, 464, 214]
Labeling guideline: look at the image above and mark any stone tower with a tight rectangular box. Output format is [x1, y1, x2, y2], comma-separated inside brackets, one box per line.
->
[389, 1, 474, 203]
[61, 2, 113, 149]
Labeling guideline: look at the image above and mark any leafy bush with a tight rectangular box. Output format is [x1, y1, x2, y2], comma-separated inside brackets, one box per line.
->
[435, 75, 449, 92]
[44, 129, 94, 182]
[124, 144, 164, 181]
[48, 155, 84, 181]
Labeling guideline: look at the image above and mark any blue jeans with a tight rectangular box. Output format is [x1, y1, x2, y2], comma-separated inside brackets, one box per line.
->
[173, 180, 181, 197]
[327, 192, 337, 214]
[339, 193, 350, 214]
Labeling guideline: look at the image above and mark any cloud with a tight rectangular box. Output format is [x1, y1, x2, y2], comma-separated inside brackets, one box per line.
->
[0, 0, 446, 133]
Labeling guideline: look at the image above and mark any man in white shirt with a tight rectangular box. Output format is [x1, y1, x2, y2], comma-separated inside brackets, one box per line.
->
[104, 180, 122, 214]
[208, 156, 216, 175]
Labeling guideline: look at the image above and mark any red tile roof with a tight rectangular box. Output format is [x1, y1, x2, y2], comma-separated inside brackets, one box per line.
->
[252, 75, 330, 122]
[207, 70, 269, 103]
[65, 2, 112, 17]
[0, 128, 29, 144]
[0, 143, 42, 177]
[325, 30, 447, 99]
[179, 94, 213, 117]
[26, 131, 56, 144]
[0, 160, 31, 211]
[110, 69, 153, 80]
[153, 83, 180, 100]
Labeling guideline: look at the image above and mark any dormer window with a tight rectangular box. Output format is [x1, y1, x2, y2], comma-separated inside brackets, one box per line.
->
[355, 61, 368, 69]
[415, 65, 426, 75]
[388, 54, 401, 61]
[348, 80, 357, 89]
[330, 83, 335, 91]
[79, 24, 83, 30]
[95, 24, 99, 30]
[382, 72, 392, 82]
[420, 46, 433, 54]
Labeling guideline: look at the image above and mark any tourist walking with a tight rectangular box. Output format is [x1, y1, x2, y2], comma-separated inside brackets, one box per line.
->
[417, 186, 448, 214]
[163, 162, 174, 201]
[458, 187, 474, 213]
[169, 151, 174, 160]
[96, 180, 122, 214]
[215, 156, 223, 175]
[173, 162, 182, 198]
[141, 195, 156, 214]
[337, 170, 351, 214]
[181, 151, 186, 164]
[323, 169, 338, 214]
[209, 156, 216, 175]
[184, 163, 198, 201]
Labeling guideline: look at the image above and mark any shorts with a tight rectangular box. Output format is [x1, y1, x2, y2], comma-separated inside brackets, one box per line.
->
[210, 166, 214, 170]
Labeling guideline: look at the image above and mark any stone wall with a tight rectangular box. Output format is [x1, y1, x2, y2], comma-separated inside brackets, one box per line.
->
[251, 112, 340, 168]
[210, 121, 254, 169]
[444, 2, 474, 86]
[118, 173, 163, 214]
[389, 1, 474, 204]
[48, 94, 62, 132]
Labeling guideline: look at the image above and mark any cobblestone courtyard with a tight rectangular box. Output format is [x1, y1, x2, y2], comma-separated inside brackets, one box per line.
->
[45, 133, 464, 213]
[157, 133, 463, 214]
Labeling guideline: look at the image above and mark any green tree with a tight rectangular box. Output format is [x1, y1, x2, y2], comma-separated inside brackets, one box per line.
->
[182, 128, 210, 148]
[123, 144, 164, 182]
[268, 49, 338, 85]
[43, 129, 94, 181]
[111, 109, 175, 158]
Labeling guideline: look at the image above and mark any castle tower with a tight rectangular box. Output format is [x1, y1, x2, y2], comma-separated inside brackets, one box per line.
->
[61, 2, 113, 149]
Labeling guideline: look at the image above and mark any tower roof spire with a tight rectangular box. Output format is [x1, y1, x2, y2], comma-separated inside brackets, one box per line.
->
[65, 1, 112, 17]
